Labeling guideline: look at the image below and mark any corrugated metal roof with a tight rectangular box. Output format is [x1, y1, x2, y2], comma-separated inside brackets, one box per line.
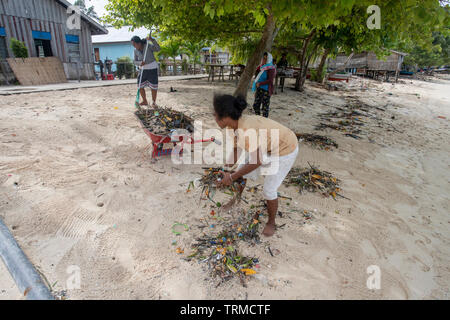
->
[56, 0, 108, 35]
[92, 26, 149, 44]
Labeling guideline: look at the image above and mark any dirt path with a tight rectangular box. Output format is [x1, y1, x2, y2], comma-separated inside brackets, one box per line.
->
[0, 76, 448, 299]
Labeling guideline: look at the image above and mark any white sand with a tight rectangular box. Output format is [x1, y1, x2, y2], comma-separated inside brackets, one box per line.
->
[0, 75, 449, 299]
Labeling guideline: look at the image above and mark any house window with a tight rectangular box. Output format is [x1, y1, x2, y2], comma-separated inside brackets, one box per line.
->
[32, 30, 53, 57]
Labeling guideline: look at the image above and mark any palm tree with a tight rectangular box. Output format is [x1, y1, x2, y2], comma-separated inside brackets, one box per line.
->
[183, 41, 208, 75]
[159, 40, 183, 75]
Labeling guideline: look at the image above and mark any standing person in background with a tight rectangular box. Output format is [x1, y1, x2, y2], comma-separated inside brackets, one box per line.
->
[252, 52, 276, 118]
[132, 33, 160, 107]
[275, 53, 288, 89]
[276, 53, 288, 69]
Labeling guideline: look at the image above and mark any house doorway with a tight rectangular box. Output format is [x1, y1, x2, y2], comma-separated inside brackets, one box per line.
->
[94, 48, 100, 62]
[34, 39, 53, 57]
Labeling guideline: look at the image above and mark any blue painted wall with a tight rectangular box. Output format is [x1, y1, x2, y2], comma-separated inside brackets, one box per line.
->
[93, 42, 136, 72]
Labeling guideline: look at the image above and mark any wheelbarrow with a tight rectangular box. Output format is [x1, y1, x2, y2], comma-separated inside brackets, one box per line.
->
[134, 111, 220, 159]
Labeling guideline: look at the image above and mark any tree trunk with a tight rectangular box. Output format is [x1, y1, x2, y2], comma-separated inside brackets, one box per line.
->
[298, 42, 319, 90]
[316, 48, 331, 83]
[323, 51, 354, 84]
[193, 62, 196, 75]
[234, 12, 276, 99]
[172, 58, 177, 75]
[294, 30, 316, 91]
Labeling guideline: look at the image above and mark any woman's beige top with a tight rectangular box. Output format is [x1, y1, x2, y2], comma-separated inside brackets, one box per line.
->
[234, 115, 298, 156]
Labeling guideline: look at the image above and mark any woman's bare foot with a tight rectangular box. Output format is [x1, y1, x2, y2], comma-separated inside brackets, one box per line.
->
[262, 223, 276, 237]
[152, 102, 158, 108]
[140, 101, 149, 106]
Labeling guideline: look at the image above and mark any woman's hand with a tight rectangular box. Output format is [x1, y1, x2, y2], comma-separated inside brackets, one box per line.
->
[256, 82, 260, 88]
[217, 172, 233, 187]
[141, 61, 145, 66]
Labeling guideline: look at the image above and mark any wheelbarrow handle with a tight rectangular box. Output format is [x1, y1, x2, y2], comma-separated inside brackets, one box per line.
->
[186, 137, 222, 145]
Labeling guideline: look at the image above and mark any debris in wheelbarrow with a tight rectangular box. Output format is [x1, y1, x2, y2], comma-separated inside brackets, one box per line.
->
[135, 107, 219, 159]
[284, 163, 347, 200]
[135, 106, 194, 135]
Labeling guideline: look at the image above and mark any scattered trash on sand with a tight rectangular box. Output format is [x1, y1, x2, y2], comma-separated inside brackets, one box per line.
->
[193, 167, 245, 206]
[172, 222, 189, 236]
[296, 133, 338, 150]
[284, 163, 348, 200]
[185, 208, 262, 287]
[314, 101, 385, 140]
[135, 106, 194, 135]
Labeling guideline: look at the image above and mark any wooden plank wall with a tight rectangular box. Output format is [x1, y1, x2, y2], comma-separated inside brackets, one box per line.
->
[0, 0, 94, 64]
[7, 56, 67, 85]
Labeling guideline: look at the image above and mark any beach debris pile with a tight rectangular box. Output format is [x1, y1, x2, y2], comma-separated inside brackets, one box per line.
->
[190, 167, 245, 207]
[284, 164, 346, 200]
[313, 98, 389, 139]
[295, 133, 338, 150]
[135, 106, 194, 135]
[187, 209, 262, 287]
[314, 104, 368, 139]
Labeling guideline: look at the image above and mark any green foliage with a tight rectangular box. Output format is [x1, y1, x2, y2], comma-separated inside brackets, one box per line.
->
[182, 40, 208, 65]
[181, 59, 189, 74]
[10, 38, 28, 58]
[115, 56, 134, 79]
[404, 32, 450, 68]
[104, 0, 450, 88]
[310, 66, 327, 82]
[159, 38, 184, 74]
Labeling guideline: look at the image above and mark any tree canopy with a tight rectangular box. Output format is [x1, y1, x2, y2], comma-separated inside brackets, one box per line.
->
[104, 0, 449, 94]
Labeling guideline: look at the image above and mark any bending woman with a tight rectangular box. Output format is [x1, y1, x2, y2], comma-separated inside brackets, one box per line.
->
[214, 94, 299, 237]
[132, 33, 161, 107]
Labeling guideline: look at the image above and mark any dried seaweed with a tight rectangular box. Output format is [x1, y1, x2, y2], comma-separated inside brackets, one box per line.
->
[296, 133, 338, 150]
[284, 163, 346, 200]
[188, 209, 261, 287]
[196, 167, 245, 205]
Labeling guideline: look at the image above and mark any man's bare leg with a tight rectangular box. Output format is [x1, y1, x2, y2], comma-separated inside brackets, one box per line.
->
[262, 198, 277, 237]
[140, 88, 149, 106]
[151, 89, 158, 106]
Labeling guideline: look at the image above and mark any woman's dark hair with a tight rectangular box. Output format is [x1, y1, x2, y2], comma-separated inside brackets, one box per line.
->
[214, 94, 248, 120]
[131, 36, 146, 45]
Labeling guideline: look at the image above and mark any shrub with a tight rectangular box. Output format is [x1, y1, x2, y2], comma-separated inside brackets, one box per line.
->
[115, 56, 134, 79]
[159, 61, 167, 76]
[10, 38, 28, 58]
[310, 65, 327, 82]
[181, 59, 189, 74]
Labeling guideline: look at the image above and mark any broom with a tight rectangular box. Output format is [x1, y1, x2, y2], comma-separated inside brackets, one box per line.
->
[135, 39, 150, 109]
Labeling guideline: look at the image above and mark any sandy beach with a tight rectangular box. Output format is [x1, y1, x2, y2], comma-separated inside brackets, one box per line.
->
[0, 76, 449, 300]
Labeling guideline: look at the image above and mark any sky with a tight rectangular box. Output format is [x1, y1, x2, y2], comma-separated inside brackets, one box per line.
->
[69, 0, 109, 18]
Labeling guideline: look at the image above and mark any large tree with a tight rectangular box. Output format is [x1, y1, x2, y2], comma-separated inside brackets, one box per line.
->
[105, 0, 448, 95]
